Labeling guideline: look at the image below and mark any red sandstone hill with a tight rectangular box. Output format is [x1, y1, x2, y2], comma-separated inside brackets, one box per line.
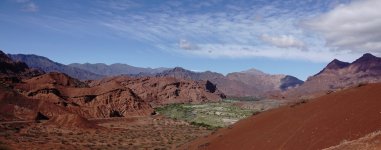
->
[12, 72, 153, 118]
[90, 76, 225, 106]
[0, 86, 96, 128]
[184, 83, 381, 150]
[286, 53, 381, 99]
[11, 72, 224, 118]
[1, 50, 225, 125]
[0, 50, 95, 128]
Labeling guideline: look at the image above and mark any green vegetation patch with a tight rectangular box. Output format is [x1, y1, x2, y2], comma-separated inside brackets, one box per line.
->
[155, 101, 257, 130]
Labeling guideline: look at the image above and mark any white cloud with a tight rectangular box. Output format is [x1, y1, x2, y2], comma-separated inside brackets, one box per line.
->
[260, 34, 305, 49]
[179, 39, 199, 50]
[306, 0, 381, 53]
[22, 2, 38, 12]
[176, 43, 357, 63]
[14, 0, 30, 3]
[100, 5, 312, 60]
[97, 0, 140, 11]
[13, 0, 38, 12]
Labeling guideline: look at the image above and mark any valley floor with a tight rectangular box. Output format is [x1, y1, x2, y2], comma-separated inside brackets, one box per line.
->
[0, 99, 285, 150]
[155, 99, 285, 129]
[0, 115, 211, 150]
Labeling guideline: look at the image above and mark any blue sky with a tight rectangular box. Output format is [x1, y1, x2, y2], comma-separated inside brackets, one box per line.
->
[1, 0, 380, 80]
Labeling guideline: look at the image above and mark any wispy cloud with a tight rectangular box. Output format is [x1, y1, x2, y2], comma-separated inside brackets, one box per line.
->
[13, 0, 39, 12]
[96, 0, 140, 11]
[260, 34, 305, 49]
[305, 0, 381, 55]
[5, 0, 364, 62]
[179, 39, 199, 50]
[22, 2, 38, 12]
[96, 0, 351, 62]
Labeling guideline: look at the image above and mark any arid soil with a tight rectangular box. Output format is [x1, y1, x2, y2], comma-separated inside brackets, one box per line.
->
[0, 115, 211, 150]
[323, 131, 381, 150]
[183, 83, 381, 150]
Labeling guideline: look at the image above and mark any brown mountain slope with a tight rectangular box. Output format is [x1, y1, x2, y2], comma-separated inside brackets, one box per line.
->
[68, 62, 170, 76]
[286, 53, 381, 99]
[184, 83, 381, 150]
[227, 69, 303, 93]
[13, 72, 154, 118]
[157, 67, 303, 97]
[9, 53, 104, 80]
[89, 76, 225, 106]
[11, 72, 224, 118]
[1, 50, 225, 131]
[0, 86, 95, 128]
[0, 51, 153, 119]
[0, 50, 42, 79]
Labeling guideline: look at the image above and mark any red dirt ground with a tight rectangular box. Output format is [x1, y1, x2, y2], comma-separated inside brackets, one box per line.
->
[183, 83, 381, 150]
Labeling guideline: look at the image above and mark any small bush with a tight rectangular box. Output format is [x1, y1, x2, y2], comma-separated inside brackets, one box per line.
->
[190, 122, 219, 130]
[252, 111, 260, 116]
[290, 99, 307, 108]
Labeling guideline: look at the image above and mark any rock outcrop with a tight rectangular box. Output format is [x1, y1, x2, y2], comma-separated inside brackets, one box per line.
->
[89, 76, 225, 106]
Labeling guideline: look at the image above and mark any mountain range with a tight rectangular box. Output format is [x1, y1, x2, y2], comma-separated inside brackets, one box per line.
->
[286, 53, 381, 99]
[8, 52, 304, 98]
[9, 54, 104, 80]
[0, 50, 224, 123]
[68, 63, 170, 76]
[3, 49, 381, 149]
[7, 50, 381, 100]
[156, 67, 304, 97]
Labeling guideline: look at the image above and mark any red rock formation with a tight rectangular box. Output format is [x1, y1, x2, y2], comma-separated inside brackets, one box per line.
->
[11, 72, 154, 118]
[0, 86, 95, 128]
[89, 76, 225, 106]
[0, 50, 225, 121]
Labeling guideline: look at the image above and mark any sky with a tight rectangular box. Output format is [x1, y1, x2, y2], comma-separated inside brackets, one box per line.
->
[1, 0, 381, 80]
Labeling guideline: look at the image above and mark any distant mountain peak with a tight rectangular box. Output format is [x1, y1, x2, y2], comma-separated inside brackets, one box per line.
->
[241, 68, 266, 75]
[325, 59, 350, 70]
[0, 50, 13, 63]
[172, 67, 188, 72]
[362, 53, 376, 58]
[9, 54, 103, 80]
[69, 63, 171, 77]
[353, 53, 379, 64]
[0, 50, 39, 75]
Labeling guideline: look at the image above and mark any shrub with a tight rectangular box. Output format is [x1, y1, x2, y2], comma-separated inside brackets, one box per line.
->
[190, 122, 219, 130]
